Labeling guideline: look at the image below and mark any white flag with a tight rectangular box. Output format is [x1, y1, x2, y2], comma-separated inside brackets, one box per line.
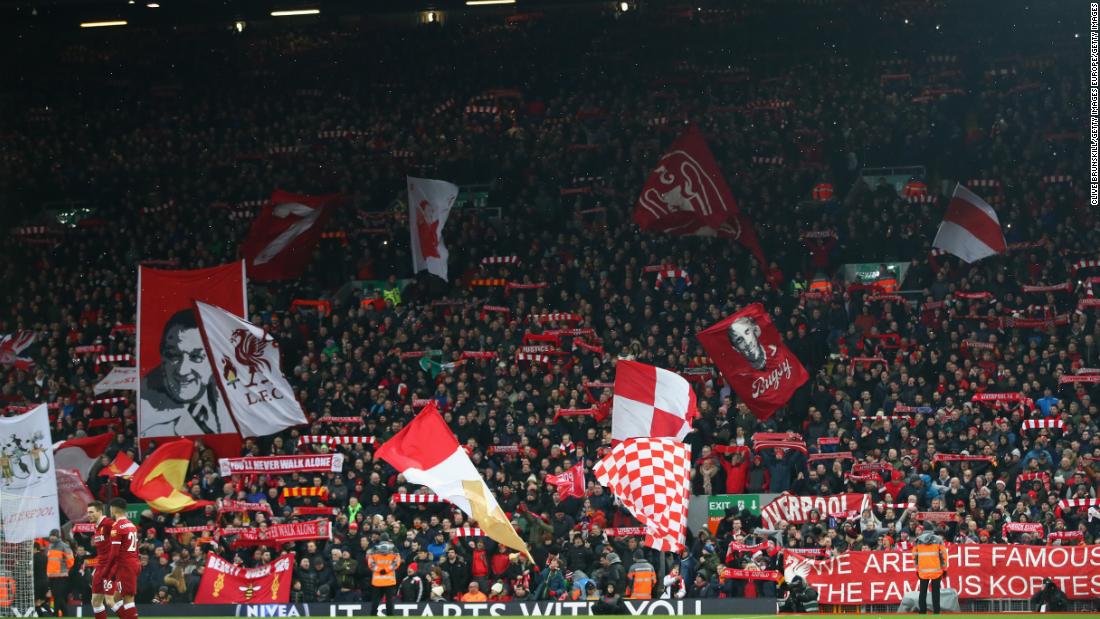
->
[94, 365, 138, 395]
[408, 176, 458, 281]
[0, 404, 61, 542]
[194, 301, 307, 437]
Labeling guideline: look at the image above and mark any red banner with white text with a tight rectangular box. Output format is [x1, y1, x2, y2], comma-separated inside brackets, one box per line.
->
[194, 552, 295, 604]
[785, 545, 1100, 604]
[226, 520, 332, 548]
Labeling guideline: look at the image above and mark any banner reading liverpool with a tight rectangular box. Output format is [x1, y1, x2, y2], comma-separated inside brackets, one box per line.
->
[194, 552, 295, 604]
[0, 404, 60, 543]
[697, 303, 808, 420]
[194, 301, 307, 437]
[759, 492, 870, 529]
[634, 125, 766, 266]
[408, 176, 458, 281]
[138, 262, 246, 457]
[785, 544, 1100, 603]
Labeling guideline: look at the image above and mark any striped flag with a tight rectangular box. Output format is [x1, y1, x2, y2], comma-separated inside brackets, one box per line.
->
[932, 183, 1006, 263]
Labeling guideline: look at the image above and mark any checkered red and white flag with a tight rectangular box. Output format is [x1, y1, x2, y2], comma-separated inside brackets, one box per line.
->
[611, 360, 698, 441]
[593, 437, 690, 552]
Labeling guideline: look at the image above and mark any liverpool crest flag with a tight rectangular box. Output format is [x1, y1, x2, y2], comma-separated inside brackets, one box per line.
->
[194, 300, 307, 437]
[634, 125, 766, 266]
[408, 176, 458, 281]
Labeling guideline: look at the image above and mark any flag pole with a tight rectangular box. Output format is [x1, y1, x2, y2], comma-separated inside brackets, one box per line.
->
[658, 551, 666, 589]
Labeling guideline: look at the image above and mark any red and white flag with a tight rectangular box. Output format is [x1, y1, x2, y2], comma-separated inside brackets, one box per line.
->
[53, 433, 113, 480]
[634, 125, 766, 266]
[932, 183, 1007, 263]
[611, 360, 699, 442]
[696, 303, 809, 420]
[240, 190, 341, 281]
[375, 401, 533, 561]
[98, 450, 139, 478]
[544, 463, 586, 501]
[0, 331, 35, 369]
[194, 300, 307, 437]
[408, 176, 458, 281]
[593, 437, 691, 552]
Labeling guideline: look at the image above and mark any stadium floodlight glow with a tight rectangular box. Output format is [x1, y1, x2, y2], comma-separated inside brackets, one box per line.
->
[465, 0, 515, 5]
[146, 2, 160, 7]
[80, 20, 128, 27]
[271, 8, 321, 16]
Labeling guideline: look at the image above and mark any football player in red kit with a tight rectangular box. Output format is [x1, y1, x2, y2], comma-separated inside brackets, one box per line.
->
[102, 498, 140, 619]
[85, 501, 121, 619]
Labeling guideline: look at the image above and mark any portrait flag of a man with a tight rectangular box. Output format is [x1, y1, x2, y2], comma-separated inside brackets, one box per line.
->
[696, 303, 809, 420]
[137, 262, 246, 457]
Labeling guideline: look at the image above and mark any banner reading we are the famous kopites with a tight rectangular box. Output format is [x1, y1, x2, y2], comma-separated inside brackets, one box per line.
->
[785, 544, 1100, 604]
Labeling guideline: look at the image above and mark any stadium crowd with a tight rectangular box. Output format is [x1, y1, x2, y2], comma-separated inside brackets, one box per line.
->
[1, 0, 1096, 609]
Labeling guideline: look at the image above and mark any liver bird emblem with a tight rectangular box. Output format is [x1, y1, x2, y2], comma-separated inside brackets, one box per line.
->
[230, 328, 272, 387]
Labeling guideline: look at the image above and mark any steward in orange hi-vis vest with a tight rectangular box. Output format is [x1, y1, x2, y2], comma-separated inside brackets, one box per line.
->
[912, 531, 948, 614]
[625, 552, 656, 600]
[367, 535, 401, 615]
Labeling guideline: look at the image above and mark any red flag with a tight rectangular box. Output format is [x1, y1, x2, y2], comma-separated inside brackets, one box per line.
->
[634, 125, 766, 266]
[544, 463, 586, 501]
[53, 433, 113, 480]
[98, 451, 139, 478]
[696, 303, 808, 420]
[240, 190, 341, 281]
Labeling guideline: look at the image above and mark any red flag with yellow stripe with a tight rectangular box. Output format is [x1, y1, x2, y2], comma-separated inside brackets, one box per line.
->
[130, 439, 211, 513]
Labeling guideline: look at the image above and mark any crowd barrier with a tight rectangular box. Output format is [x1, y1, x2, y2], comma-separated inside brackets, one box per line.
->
[68, 599, 776, 617]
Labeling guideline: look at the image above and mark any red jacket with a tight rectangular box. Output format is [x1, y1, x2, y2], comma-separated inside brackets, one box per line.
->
[719, 455, 750, 494]
[490, 552, 510, 577]
[471, 549, 489, 578]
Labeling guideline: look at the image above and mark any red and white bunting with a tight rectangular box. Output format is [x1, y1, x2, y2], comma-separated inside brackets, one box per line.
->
[1021, 418, 1066, 431]
[516, 352, 551, 365]
[297, 435, 376, 448]
[751, 156, 784, 165]
[448, 527, 485, 538]
[480, 256, 520, 266]
[654, 269, 692, 289]
[532, 313, 582, 324]
[390, 493, 453, 505]
[95, 354, 132, 371]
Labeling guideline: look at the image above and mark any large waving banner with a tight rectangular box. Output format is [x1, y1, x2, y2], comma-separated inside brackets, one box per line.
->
[697, 303, 808, 421]
[785, 545, 1100, 603]
[759, 492, 870, 529]
[0, 404, 60, 542]
[194, 552, 294, 604]
[138, 262, 246, 457]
